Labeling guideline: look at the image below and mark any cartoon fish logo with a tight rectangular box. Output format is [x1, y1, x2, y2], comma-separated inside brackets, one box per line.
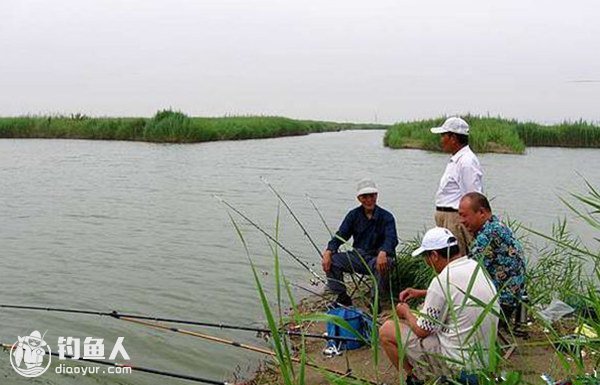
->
[10, 330, 52, 378]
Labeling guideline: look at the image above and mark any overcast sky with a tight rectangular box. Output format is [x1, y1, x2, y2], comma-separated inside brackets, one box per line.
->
[1, 0, 599, 123]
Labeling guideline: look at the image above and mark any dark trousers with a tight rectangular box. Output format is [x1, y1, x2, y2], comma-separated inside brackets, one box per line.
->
[326, 250, 394, 299]
[499, 304, 517, 330]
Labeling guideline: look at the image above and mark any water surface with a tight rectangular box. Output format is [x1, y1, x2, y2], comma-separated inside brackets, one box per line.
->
[1, 130, 598, 384]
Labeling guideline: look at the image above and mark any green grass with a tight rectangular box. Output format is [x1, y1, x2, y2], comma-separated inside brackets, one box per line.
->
[384, 116, 600, 154]
[516, 120, 600, 148]
[0, 110, 388, 143]
[229, 179, 600, 384]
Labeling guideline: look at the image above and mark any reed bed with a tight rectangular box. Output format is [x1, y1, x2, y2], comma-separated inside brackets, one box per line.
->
[0, 110, 388, 143]
[516, 120, 600, 148]
[384, 116, 600, 153]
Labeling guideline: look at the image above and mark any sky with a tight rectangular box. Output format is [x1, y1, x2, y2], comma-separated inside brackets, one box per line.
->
[1, 0, 599, 123]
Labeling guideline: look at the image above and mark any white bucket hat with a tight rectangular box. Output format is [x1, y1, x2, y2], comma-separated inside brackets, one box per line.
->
[430, 117, 470, 136]
[356, 178, 379, 197]
[411, 227, 458, 257]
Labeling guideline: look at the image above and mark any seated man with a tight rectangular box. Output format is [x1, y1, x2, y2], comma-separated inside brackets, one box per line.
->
[379, 227, 499, 383]
[458, 192, 526, 321]
[321, 179, 398, 306]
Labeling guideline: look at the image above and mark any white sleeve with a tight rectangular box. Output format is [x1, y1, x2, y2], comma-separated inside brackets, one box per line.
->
[416, 278, 449, 333]
[458, 161, 483, 194]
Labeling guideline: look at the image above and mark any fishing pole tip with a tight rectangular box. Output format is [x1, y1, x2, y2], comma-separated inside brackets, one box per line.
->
[213, 195, 224, 202]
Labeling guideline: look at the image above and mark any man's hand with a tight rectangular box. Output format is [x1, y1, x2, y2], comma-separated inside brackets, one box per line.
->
[395, 302, 411, 319]
[399, 288, 427, 302]
[376, 251, 389, 275]
[322, 250, 333, 273]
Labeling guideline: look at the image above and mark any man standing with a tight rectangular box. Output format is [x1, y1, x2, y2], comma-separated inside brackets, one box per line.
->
[431, 117, 483, 255]
[379, 227, 498, 383]
[322, 179, 398, 306]
[459, 192, 526, 320]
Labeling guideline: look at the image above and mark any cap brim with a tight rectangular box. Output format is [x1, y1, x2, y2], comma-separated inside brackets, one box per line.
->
[411, 247, 427, 257]
[430, 127, 448, 134]
[357, 187, 379, 196]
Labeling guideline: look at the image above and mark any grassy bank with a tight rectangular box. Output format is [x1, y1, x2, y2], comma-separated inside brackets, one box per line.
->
[384, 116, 600, 154]
[0, 110, 388, 143]
[230, 181, 600, 385]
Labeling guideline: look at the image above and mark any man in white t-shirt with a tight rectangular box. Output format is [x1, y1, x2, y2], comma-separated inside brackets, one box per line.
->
[431, 117, 483, 255]
[379, 227, 499, 383]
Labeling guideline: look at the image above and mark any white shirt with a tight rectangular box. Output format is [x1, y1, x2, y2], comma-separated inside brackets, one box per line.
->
[435, 145, 483, 209]
[417, 256, 499, 369]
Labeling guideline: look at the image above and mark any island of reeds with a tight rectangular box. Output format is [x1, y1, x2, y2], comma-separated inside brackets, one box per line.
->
[0, 110, 387, 143]
[384, 116, 600, 154]
[3, 112, 599, 152]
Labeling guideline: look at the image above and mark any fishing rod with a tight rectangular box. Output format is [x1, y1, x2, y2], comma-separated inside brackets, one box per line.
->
[290, 283, 382, 327]
[499, 337, 600, 349]
[0, 304, 361, 344]
[118, 317, 378, 385]
[305, 195, 376, 295]
[214, 195, 326, 285]
[260, 177, 323, 260]
[306, 194, 334, 238]
[260, 180, 358, 299]
[290, 283, 356, 312]
[307, 194, 410, 246]
[1, 343, 230, 385]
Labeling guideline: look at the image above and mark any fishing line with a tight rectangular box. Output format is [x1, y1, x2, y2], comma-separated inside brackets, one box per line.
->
[2, 306, 376, 383]
[289, 283, 382, 327]
[0, 304, 361, 344]
[305, 194, 334, 238]
[214, 195, 326, 285]
[118, 317, 378, 385]
[260, 177, 323, 260]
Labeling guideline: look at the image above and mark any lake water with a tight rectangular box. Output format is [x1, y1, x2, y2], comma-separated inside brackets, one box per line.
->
[1, 130, 599, 384]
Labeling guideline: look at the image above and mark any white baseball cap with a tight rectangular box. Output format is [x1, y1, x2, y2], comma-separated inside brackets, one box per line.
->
[430, 117, 470, 136]
[356, 178, 379, 197]
[411, 227, 458, 257]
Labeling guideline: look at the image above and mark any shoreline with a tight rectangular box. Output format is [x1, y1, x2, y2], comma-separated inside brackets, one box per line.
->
[0, 111, 389, 144]
[2, 112, 600, 153]
[384, 116, 600, 154]
[243, 288, 597, 385]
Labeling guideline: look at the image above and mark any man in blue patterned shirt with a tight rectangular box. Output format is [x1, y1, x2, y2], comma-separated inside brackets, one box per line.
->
[459, 192, 526, 319]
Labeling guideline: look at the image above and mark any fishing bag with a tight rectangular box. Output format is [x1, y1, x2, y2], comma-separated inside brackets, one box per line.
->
[324, 307, 372, 354]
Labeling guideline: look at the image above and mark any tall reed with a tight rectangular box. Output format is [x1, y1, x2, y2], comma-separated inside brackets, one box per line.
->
[384, 116, 600, 153]
[229, 181, 600, 384]
[0, 110, 388, 143]
[516, 120, 600, 148]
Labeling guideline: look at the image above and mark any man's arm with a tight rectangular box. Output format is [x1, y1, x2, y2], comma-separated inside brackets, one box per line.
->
[398, 281, 448, 340]
[379, 213, 399, 256]
[396, 303, 431, 339]
[399, 288, 428, 302]
[458, 162, 483, 195]
[468, 232, 494, 274]
[375, 213, 398, 274]
[323, 211, 355, 273]
[326, 210, 355, 252]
